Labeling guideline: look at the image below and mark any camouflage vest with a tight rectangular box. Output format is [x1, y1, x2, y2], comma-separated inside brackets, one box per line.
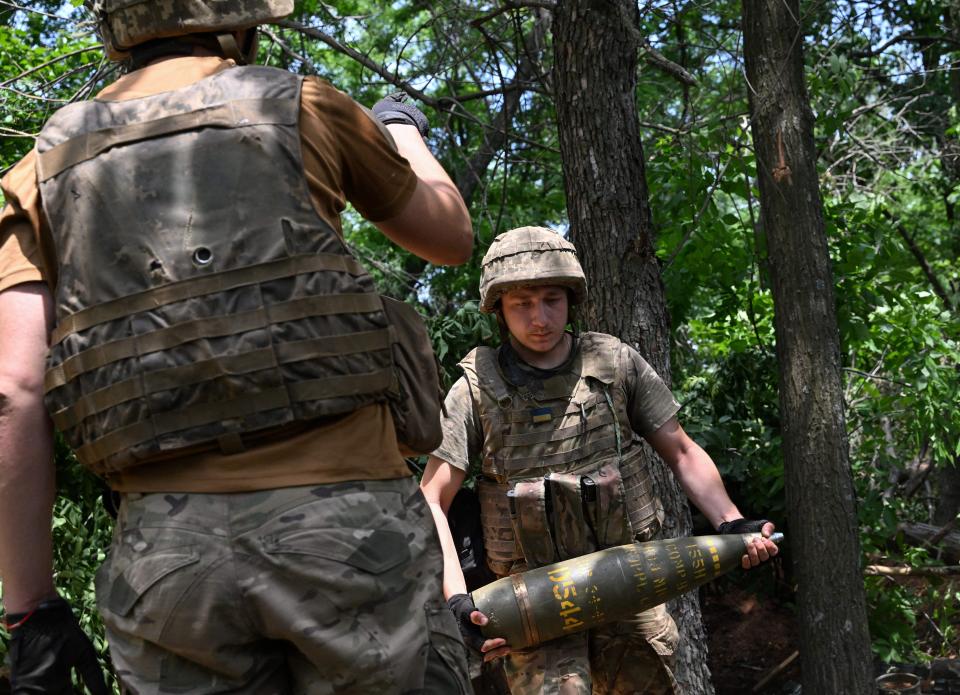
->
[36, 66, 398, 474]
[460, 332, 660, 575]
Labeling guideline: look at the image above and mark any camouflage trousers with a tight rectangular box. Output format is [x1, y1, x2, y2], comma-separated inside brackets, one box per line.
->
[94, 478, 471, 694]
[502, 604, 679, 695]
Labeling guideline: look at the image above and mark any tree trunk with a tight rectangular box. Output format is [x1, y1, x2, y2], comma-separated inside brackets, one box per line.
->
[742, 2, 873, 693]
[552, 1, 713, 692]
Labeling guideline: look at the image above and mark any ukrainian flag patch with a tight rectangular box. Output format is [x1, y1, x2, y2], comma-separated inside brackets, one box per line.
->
[531, 407, 553, 424]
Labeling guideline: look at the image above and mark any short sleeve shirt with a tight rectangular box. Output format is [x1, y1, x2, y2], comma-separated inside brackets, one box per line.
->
[433, 340, 681, 472]
[0, 56, 419, 492]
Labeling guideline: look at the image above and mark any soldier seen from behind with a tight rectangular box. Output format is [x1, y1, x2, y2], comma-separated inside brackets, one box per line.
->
[0, 1, 476, 692]
[420, 226, 779, 694]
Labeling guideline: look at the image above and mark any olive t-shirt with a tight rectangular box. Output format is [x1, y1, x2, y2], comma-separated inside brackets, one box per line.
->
[433, 338, 682, 473]
[0, 56, 418, 492]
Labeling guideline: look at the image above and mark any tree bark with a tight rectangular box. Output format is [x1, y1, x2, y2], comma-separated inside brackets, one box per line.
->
[742, 2, 873, 693]
[552, 1, 713, 692]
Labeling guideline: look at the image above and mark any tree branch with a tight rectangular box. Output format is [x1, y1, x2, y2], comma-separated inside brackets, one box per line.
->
[0, 45, 101, 88]
[642, 42, 697, 86]
[276, 18, 438, 106]
[864, 564, 960, 577]
[883, 211, 955, 312]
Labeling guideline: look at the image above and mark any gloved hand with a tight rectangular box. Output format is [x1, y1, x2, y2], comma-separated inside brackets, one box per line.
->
[446, 593, 486, 653]
[5, 597, 109, 695]
[372, 92, 429, 137]
[717, 518, 770, 535]
[718, 518, 778, 569]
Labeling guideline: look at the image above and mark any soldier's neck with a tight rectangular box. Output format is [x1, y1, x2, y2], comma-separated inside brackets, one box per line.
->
[508, 332, 573, 371]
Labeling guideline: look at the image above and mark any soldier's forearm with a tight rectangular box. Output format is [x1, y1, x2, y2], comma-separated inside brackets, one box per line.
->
[0, 391, 57, 614]
[424, 499, 470, 599]
[0, 284, 57, 615]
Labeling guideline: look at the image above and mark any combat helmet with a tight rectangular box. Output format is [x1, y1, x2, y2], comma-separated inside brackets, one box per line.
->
[86, 0, 293, 62]
[479, 226, 587, 313]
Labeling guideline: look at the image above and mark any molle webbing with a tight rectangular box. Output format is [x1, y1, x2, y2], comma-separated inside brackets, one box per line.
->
[48, 254, 369, 346]
[36, 98, 294, 183]
[38, 66, 397, 473]
[462, 334, 662, 560]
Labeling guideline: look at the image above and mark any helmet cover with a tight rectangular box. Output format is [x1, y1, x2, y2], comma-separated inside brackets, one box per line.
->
[88, 0, 294, 60]
[479, 226, 587, 313]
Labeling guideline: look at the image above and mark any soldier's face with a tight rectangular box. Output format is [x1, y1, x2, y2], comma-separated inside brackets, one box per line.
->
[500, 285, 569, 354]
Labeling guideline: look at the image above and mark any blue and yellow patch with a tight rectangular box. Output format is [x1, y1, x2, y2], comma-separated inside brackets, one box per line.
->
[531, 407, 553, 424]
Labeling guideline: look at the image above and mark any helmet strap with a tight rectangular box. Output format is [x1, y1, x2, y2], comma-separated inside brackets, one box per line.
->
[215, 33, 245, 64]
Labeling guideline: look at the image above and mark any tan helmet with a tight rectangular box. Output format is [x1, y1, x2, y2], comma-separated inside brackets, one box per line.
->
[86, 0, 294, 61]
[479, 226, 587, 313]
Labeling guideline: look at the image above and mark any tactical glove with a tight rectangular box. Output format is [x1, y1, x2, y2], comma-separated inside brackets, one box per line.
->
[5, 597, 109, 695]
[372, 92, 429, 137]
[717, 518, 771, 535]
[446, 593, 487, 653]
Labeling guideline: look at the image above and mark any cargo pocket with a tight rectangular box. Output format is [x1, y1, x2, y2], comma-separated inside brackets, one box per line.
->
[422, 600, 470, 695]
[95, 544, 201, 642]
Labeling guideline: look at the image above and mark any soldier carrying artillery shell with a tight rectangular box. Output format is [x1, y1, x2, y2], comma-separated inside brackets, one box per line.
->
[421, 226, 779, 694]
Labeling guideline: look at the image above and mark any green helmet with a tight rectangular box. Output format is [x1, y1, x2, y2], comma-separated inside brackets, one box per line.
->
[86, 0, 294, 61]
[479, 226, 587, 313]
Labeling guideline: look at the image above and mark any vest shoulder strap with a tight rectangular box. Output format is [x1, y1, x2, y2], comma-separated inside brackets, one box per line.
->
[459, 346, 513, 409]
[578, 332, 622, 385]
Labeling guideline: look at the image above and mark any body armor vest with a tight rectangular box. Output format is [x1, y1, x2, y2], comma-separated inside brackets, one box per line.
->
[37, 66, 398, 474]
[460, 333, 660, 576]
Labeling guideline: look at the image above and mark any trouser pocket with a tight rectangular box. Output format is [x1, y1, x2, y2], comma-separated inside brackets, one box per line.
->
[421, 600, 471, 695]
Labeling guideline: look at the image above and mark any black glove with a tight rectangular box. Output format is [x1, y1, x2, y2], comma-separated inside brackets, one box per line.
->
[446, 593, 486, 653]
[5, 597, 109, 695]
[372, 92, 429, 137]
[718, 518, 770, 535]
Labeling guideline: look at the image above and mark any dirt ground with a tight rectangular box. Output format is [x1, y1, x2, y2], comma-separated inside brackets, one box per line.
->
[703, 583, 801, 695]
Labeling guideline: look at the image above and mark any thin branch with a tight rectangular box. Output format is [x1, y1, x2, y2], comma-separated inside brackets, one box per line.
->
[469, 0, 555, 27]
[642, 43, 697, 86]
[261, 27, 320, 75]
[276, 18, 437, 106]
[842, 367, 910, 387]
[851, 32, 960, 58]
[887, 214, 955, 312]
[0, 46, 101, 88]
[864, 564, 960, 577]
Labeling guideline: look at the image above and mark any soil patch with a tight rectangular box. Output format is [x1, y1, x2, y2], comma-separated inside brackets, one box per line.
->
[703, 584, 800, 694]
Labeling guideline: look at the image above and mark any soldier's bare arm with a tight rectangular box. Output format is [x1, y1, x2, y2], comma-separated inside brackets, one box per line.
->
[374, 124, 473, 266]
[646, 416, 778, 569]
[420, 455, 510, 660]
[0, 282, 57, 614]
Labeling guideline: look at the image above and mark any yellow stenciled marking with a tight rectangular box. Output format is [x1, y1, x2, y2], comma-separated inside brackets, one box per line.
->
[688, 545, 707, 580]
[654, 576, 668, 597]
[627, 548, 648, 591]
[549, 566, 586, 632]
[667, 543, 687, 580]
[709, 545, 721, 573]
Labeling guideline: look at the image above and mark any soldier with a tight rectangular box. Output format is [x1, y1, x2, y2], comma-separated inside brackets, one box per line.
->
[420, 226, 778, 694]
[0, 2, 474, 693]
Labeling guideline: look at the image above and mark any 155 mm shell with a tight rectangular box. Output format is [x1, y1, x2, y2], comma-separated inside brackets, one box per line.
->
[473, 532, 783, 649]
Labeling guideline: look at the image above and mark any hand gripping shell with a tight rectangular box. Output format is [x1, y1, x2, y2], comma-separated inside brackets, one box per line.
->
[472, 532, 784, 649]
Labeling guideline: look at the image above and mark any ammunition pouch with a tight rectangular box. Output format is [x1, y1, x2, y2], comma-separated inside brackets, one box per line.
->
[478, 479, 523, 576]
[506, 460, 636, 570]
[509, 478, 560, 567]
[579, 461, 634, 548]
[619, 446, 662, 542]
[381, 297, 444, 455]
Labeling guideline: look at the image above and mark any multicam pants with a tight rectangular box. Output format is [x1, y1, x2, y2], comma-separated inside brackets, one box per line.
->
[502, 604, 679, 695]
[94, 478, 471, 694]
